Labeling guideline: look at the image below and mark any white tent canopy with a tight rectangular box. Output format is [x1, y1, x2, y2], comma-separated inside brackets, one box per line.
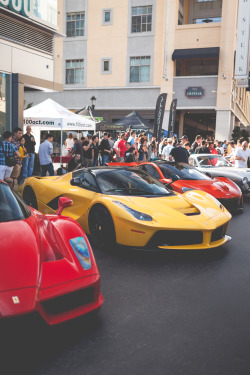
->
[23, 98, 96, 153]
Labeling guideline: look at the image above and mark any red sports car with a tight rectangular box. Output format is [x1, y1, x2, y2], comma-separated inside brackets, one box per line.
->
[109, 161, 243, 213]
[0, 181, 103, 325]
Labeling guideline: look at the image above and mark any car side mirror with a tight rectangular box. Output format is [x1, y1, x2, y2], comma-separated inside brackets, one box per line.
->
[56, 197, 73, 215]
[70, 177, 82, 186]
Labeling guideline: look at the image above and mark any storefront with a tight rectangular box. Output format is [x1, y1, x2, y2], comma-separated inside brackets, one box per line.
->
[0, 0, 62, 137]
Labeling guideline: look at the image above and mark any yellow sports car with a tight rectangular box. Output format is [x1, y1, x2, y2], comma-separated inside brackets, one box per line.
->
[22, 167, 232, 250]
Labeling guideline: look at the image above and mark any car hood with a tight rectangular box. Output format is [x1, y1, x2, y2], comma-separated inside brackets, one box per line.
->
[178, 179, 236, 195]
[198, 166, 250, 178]
[109, 192, 223, 222]
[0, 216, 40, 292]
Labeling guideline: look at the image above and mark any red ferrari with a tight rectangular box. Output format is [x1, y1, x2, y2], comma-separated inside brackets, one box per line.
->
[0, 181, 103, 325]
[109, 161, 243, 213]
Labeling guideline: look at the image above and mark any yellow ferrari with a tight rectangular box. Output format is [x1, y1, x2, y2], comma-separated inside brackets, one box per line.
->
[22, 166, 232, 250]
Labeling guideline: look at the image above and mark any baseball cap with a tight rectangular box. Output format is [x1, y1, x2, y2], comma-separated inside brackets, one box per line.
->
[181, 135, 188, 139]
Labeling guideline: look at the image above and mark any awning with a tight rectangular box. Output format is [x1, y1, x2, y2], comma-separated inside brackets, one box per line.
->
[172, 47, 220, 60]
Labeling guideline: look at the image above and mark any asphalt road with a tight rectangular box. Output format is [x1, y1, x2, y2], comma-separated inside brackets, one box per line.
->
[2, 201, 250, 375]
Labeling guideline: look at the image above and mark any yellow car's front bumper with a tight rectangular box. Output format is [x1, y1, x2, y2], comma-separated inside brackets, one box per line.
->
[114, 215, 231, 250]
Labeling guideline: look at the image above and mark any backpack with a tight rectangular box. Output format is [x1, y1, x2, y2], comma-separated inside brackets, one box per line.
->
[0, 142, 16, 167]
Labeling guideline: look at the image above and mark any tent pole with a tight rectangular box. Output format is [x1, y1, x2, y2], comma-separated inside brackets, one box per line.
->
[60, 124, 63, 168]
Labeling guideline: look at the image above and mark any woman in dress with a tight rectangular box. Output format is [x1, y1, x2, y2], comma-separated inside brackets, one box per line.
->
[65, 133, 74, 155]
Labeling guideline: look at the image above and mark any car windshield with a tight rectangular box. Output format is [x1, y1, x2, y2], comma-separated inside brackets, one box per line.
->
[158, 163, 211, 180]
[196, 155, 231, 168]
[0, 183, 30, 223]
[95, 169, 172, 196]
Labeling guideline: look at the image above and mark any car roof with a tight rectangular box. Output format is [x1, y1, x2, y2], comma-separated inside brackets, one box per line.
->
[74, 166, 142, 176]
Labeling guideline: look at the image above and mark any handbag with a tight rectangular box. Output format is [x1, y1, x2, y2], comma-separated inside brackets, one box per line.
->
[0, 142, 16, 167]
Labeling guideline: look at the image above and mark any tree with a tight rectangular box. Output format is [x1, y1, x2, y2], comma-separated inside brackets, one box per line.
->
[231, 127, 249, 142]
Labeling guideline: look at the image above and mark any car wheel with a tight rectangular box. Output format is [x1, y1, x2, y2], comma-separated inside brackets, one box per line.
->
[23, 186, 38, 210]
[89, 205, 116, 249]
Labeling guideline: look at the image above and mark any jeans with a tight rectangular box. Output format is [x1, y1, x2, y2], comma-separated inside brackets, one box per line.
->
[41, 163, 54, 177]
[82, 158, 93, 168]
[0, 165, 13, 180]
[22, 153, 35, 179]
[102, 155, 109, 166]
[93, 158, 98, 166]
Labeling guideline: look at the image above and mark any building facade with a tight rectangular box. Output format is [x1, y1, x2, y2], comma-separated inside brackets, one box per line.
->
[0, 0, 62, 136]
[24, 0, 250, 141]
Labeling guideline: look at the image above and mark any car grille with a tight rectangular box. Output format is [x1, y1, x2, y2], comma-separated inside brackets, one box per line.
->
[218, 197, 242, 212]
[211, 225, 227, 242]
[147, 230, 203, 247]
[41, 288, 95, 315]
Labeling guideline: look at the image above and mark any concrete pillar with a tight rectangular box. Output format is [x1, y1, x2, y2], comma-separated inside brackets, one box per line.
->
[12, 74, 24, 131]
[178, 111, 185, 137]
[215, 110, 234, 140]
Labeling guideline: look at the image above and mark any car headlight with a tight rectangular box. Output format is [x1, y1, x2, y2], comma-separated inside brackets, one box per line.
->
[113, 201, 152, 221]
[69, 237, 92, 270]
[181, 187, 194, 193]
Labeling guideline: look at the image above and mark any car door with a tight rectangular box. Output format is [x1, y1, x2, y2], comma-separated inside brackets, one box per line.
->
[63, 171, 100, 228]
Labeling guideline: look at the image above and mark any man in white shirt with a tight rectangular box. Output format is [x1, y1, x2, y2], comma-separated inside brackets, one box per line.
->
[235, 141, 250, 168]
[39, 133, 54, 176]
[162, 138, 174, 160]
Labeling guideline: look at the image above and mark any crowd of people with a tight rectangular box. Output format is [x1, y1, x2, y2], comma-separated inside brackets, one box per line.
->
[66, 130, 250, 172]
[1, 127, 250, 186]
[0, 126, 36, 187]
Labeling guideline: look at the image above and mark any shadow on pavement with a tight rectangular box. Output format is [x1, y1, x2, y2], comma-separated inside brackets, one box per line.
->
[0, 310, 104, 375]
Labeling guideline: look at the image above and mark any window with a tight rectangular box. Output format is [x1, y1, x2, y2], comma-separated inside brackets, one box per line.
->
[130, 57, 150, 83]
[143, 165, 161, 180]
[66, 12, 85, 37]
[102, 9, 113, 25]
[131, 6, 152, 33]
[66, 60, 84, 84]
[178, 0, 185, 25]
[81, 173, 98, 191]
[105, 11, 110, 22]
[183, 0, 222, 25]
[101, 58, 112, 74]
[194, 0, 222, 11]
[175, 58, 218, 76]
[194, 17, 221, 23]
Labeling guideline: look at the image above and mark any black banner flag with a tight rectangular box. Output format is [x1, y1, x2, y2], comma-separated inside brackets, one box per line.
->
[153, 93, 167, 143]
[168, 99, 177, 138]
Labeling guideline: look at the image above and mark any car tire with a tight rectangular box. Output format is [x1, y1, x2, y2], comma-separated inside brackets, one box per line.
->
[88, 205, 116, 249]
[23, 186, 38, 210]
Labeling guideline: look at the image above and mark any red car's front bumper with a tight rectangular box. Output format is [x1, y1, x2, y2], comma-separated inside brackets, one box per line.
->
[0, 275, 103, 325]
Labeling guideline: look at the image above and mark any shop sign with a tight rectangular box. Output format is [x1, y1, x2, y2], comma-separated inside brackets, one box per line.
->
[234, 0, 250, 80]
[0, 0, 31, 18]
[185, 87, 205, 98]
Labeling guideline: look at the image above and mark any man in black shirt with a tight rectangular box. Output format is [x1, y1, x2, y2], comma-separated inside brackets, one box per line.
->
[169, 143, 189, 163]
[125, 147, 138, 163]
[73, 138, 83, 157]
[82, 135, 93, 167]
[92, 135, 99, 166]
[196, 140, 210, 154]
[22, 126, 36, 179]
[99, 133, 111, 165]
